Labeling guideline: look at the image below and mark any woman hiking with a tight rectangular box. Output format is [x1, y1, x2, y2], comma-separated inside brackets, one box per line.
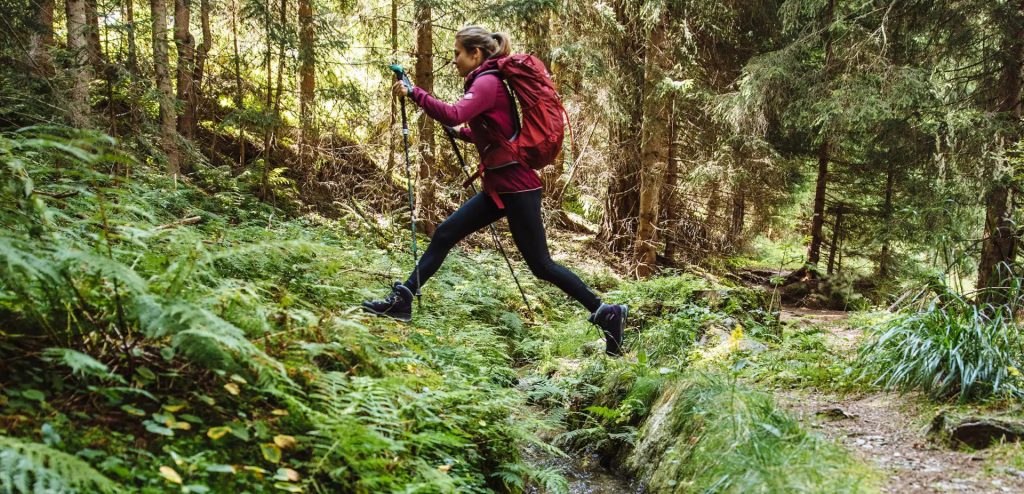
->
[362, 26, 628, 356]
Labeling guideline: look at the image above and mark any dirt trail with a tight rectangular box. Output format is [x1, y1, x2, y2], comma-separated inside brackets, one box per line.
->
[776, 307, 1024, 494]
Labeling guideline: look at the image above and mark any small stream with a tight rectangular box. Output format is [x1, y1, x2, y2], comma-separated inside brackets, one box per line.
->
[522, 444, 641, 494]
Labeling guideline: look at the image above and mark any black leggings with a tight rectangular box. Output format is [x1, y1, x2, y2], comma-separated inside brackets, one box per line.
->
[404, 189, 601, 312]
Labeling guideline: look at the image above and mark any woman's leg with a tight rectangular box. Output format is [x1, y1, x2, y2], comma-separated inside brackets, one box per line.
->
[503, 190, 602, 312]
[403, 192, 504, 293]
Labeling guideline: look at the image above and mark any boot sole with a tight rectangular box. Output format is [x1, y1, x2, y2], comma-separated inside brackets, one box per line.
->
[361, 306, 412, 323]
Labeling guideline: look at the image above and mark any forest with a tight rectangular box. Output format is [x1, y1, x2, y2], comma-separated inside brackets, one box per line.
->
[0, 0, 1022, 492]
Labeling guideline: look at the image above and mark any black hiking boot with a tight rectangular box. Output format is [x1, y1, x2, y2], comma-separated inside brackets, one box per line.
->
[589, 303, 628, 357]
[361, 282, 413, 322]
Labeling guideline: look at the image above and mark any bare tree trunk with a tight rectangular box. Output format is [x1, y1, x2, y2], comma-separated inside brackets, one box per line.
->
[827, 206, 843, 275]
[805, 0, 836, 268]
[731, 185, 745, 240]
[66, 0, 92, 127]
[976, 2, 1024, 303]
[84, 0, 103, 69]
[414, 0, 436, 234]
[260, 0, 273, 199]
[299, 0, 315, 168]
[598, 0, 644, 252]
[878, 159, 896, 278]
[634, 15, 671, 277]
[191, 0, 212, 132]
[174, 0, 195, 138]
[125, 0, 138, 75]
[386, 0, 397, 175]
[232, 0, 245, 167]
[29, 0, 55, 76]
[152, 0, 180, 174]
[662, 97, 679, 261]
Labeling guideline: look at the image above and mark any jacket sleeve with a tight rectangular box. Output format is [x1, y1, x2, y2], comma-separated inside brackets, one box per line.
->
[410, 75, 499, 127]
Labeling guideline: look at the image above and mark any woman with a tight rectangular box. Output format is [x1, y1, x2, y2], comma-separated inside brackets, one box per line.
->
[362, 26, 627, 356]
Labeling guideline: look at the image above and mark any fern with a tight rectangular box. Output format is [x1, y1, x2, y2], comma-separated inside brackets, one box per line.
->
[40, 348, 125, 383]
[0, 435, 122, 494]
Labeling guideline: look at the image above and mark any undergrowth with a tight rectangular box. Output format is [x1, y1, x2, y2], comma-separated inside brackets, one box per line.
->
[856, 279, 1024, 402]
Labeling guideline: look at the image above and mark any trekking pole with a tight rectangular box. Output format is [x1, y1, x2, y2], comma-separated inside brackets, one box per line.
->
[445, 131, 533, 315]
[390, 64, 421, 307]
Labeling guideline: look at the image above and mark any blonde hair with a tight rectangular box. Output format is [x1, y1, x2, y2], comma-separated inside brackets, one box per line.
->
[455, 25, 511, 59]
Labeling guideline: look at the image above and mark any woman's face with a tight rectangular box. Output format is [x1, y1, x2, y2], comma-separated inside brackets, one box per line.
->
[453, 40, 483, 77]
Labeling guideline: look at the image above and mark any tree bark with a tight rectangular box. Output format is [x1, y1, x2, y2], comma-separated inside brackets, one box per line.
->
[84, 0, 104, 70]
[878, 159, 896, 278]
[191, 0, 212, 132]
[152, 0, 180, 175]
[29, 0, 55, 76]
[386, 0, 397, 175]
[634, 15, 671, 277]
[805, 0, 836, 268]
[414, 0, 436, 234]
[174, 0, 195, 138]
[125, 0, 138, 75]
[662, 96, 679, 261]
[299, 0, 315, 167]
[66, 0, 92, 127]
[598, 0, 644, 252]
[807, 140, 830, 266]
[976, 2, 1024, 303]
[731, 184, 745, 240]
[231, 0, 245, 167]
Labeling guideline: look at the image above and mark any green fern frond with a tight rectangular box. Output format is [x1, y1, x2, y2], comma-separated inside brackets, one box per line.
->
[0, 435, 122, 494]
[40, 348, 125, 384]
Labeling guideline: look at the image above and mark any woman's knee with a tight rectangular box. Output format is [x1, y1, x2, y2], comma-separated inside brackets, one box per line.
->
[526, 258, 559, 281]
[430, 221, 460, 248]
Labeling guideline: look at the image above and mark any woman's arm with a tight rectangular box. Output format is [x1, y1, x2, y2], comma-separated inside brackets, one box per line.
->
[410, 75, 499, 127]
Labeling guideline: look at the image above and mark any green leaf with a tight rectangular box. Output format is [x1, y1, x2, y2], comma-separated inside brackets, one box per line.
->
[260, 443, 282, 463]
[21, 389, 45, 402]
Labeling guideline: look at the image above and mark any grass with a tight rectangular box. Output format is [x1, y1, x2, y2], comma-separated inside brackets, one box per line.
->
[856, 284, 1024, 402]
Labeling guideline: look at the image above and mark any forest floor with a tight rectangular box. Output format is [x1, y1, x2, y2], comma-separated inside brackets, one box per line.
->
[774, 307, 1024, 494]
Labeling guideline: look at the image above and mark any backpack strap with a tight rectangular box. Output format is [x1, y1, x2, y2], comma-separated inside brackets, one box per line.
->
[473, 70, 520, 141]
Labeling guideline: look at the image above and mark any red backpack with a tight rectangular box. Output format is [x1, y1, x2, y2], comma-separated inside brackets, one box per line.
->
[484, 54, 569, 170]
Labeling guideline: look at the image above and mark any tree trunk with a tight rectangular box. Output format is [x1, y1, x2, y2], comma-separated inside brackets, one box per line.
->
[598, 0, 644, 252]
[634, 15, 671, 277]
[152, 0, 180, 175]
[662, 96, 679, 261]
[976, 2, 1024, 303]
[66, 0, 92, 127]
[232, 0, 245, 167]
[807, 140, 830, 266]
[827, 206, 843, 275]
[260, 0, 273, 199]
[299, 0, 315, 168]
[84, 0, 104, 70]
[878, 159, 896, 278]
[806, 0, 836, 268]
[731, 185, 745, 241]
[29, 0, 55, 76]
[174, 0, 195, 138]
[414, 0, 436, 234]
[386, 0, 397, 175]
[191, 0, 212, 132]
[125, 0, 138, 74]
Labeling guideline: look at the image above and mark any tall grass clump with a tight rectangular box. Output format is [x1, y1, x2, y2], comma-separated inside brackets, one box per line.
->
[633, 372, 872, 493]
[857, 278, 1024, 402]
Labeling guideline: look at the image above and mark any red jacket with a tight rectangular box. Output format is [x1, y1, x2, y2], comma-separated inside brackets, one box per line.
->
[410, 58, 542, 208]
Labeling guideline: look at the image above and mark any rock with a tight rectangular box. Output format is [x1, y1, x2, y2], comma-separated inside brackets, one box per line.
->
[816, 407, 857, 420]
[950, 419, 1024, 449]
[931, 411, 1024, 450]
